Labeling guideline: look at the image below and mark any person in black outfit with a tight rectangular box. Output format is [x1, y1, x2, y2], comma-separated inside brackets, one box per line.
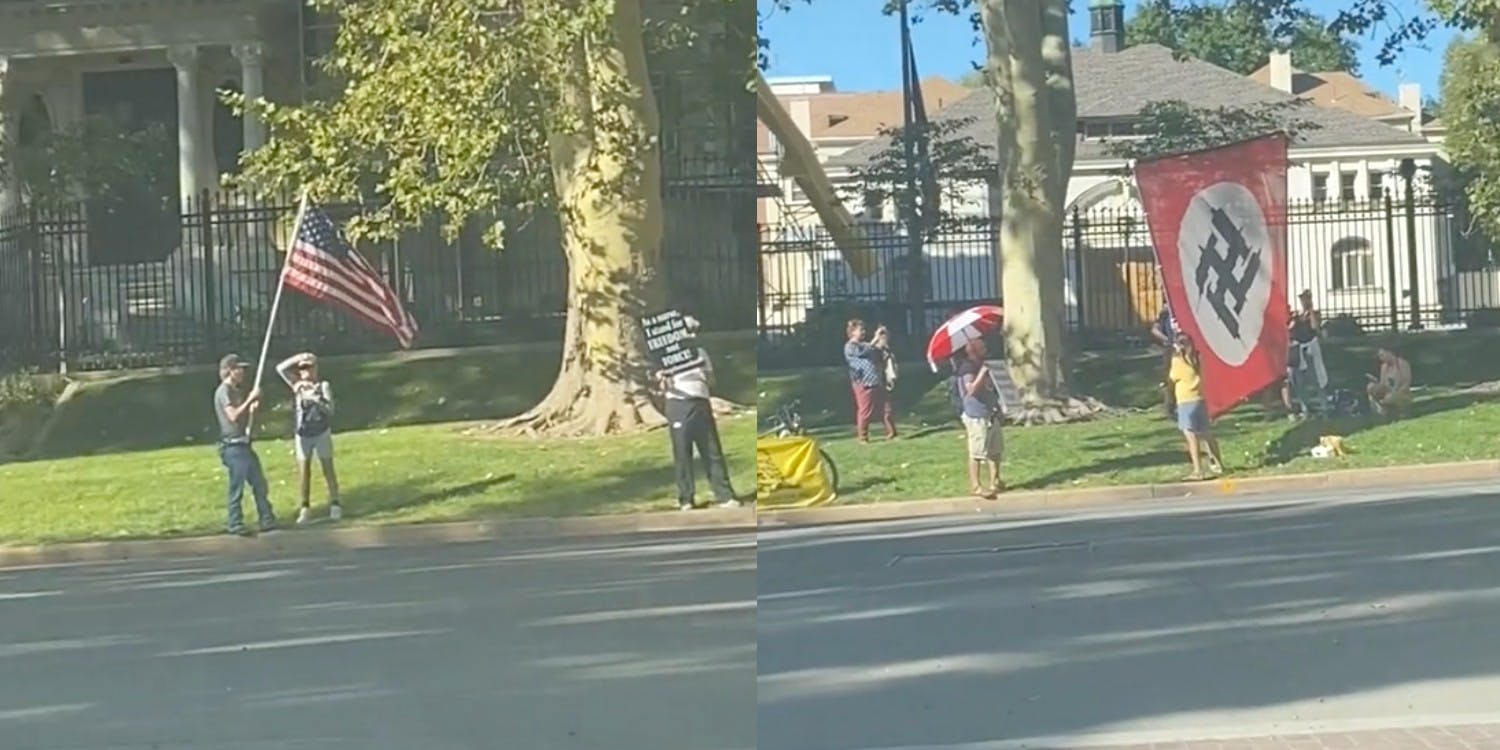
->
[657, 321, 739, 510]
[1283, 290, 1328, 417]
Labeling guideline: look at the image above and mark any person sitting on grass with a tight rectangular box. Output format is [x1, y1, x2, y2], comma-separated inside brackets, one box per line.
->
[1169, 335, 1224, 481]
[276, 352, 342, 524]
[954, 339, 1005, 498]
[1367, 346, 1413, 419]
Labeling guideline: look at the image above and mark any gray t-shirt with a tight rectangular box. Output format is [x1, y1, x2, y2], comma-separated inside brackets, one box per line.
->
[955, 358, 999, 419]
[214, 383, 250, 444]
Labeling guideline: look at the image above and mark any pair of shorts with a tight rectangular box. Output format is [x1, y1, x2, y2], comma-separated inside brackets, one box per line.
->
[961, 415, 1003, 462]
[294, 430, 334, 461]
[1176, 400, 1210, 434]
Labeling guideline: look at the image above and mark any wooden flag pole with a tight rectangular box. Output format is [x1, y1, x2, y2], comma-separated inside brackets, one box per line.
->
[249, 191, 309, 433]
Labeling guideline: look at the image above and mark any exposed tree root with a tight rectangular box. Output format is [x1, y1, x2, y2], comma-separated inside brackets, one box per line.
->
[473, 368, 665, 438]
[470, 370, 748, 438]
[1005, 393, 1114, 426]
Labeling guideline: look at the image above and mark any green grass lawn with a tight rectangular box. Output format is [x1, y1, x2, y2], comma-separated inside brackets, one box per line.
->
[0, 333, 757, 545]
[759, 331, 1500, 503]
[24, 332, 755, 460]
[0, 416, 756, 545]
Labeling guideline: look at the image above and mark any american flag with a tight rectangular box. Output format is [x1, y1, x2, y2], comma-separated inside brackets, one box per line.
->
[284, 205, 419, 348]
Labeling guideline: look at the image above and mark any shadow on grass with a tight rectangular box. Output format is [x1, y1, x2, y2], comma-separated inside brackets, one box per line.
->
[21, 334, 758, 463]
[760, 331, 1500, 434]
[346, 462, 681, 523]
[1015, 449, 1188, 490]
[342, 473, 521, 519]
[1260, 390, 1500, 467]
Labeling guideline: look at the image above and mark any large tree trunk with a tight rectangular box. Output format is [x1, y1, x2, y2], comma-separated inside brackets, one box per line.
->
[493, 0, 668, 436]
[983, 0, 1107, 425]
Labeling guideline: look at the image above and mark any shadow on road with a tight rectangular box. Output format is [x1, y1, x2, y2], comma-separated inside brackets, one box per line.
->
[1, 531, 757, 750]
[757, 491, 1500, 749]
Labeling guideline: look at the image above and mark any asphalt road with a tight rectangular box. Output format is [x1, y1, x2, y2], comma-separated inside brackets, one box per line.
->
[0, 530, 756, 750]
[758, 483, 1500, 750]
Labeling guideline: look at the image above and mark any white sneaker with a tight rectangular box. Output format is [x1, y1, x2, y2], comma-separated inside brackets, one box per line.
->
[329, 504, 343, 521]
[719, 499, 743, 508]
[296, 506, 312, 525]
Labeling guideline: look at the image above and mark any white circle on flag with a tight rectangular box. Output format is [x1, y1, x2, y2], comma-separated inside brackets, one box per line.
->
[1175, 181, 1272, 367]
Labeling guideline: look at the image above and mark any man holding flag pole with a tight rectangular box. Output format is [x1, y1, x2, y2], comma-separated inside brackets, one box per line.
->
[215, 193, 418, 534]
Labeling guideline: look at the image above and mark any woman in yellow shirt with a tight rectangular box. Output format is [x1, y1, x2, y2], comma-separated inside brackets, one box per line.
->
[1169, 335, 1224, 480]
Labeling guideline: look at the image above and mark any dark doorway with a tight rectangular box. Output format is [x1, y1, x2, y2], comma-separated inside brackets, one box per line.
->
[81, 68, 180, 265]
[213, 80, 245, 178]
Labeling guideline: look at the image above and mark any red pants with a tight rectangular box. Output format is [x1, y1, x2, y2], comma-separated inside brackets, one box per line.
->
[851, 383, 897, 440]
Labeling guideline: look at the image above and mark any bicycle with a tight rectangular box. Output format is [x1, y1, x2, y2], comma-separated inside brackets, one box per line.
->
[758, 399, 840, 495]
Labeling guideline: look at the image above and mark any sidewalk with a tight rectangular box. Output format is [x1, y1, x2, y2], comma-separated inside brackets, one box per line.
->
[757, 458, 1500, 528]
[0, 506, 755, 570]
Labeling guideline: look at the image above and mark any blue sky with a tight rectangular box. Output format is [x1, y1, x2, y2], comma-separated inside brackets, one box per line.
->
[758, 0, 1456, 102]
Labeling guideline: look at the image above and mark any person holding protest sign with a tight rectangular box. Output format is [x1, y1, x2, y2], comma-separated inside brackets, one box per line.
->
[655, 316, 740, 510]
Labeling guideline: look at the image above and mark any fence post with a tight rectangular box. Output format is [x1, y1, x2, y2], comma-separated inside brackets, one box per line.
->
[199, 188, 218, 354]
[1400, 158, 1423, 331]
[1070, 206, 1085, 330]
[23, 207, 44, 368]
[1383, 190, 1399, 332]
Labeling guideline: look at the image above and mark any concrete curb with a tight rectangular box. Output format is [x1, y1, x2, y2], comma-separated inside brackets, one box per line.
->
[0, 507, 756, 570]
[756, 459, 1500, 528]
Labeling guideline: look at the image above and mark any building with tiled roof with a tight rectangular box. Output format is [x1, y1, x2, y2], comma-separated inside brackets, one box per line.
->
[756, 74, 970, 226]
[768, 0, 1464, 335]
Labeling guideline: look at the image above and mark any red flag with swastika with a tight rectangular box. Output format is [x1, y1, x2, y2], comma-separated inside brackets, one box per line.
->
[1135, 134, 1291, 418]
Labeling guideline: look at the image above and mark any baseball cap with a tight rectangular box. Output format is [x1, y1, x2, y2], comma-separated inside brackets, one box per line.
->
[219, 354, 249, 372]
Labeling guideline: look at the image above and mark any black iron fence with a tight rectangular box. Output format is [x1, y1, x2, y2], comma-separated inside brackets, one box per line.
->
[0, 182, 755, 372]
[758, 191, 1496, 368]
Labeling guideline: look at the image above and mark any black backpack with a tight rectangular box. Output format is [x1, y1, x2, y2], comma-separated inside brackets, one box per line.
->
[296, 388, 331, 437]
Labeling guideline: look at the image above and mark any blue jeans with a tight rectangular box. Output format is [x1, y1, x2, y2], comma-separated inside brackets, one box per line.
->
[219, 443, 275, 531]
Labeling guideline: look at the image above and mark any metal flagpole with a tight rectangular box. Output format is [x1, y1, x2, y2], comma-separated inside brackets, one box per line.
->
[248, 191, 309, 432]
[898, 0, 926, 338]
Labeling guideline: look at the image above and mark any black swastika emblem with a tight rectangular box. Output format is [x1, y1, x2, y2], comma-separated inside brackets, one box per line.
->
[1193, 206, 1262, 340]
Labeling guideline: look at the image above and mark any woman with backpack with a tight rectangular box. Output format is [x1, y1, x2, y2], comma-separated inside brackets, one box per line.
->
[276, 352, 342, 524]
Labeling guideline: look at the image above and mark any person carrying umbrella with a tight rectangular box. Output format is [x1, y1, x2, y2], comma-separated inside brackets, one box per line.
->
[953, 339, 1005, 498]
[927, 305, 1008, 496]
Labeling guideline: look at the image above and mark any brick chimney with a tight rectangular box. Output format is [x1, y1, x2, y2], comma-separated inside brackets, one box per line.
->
[1089, 0, 1125, 54]
[1398, 82, 1423, 134]
[1268, 51, 1293, 93]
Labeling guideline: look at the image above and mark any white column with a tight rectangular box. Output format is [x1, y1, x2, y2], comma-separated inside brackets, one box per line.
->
[167, 45, 205, 208]
[0, 56, 18, 217]
[232, 43, 266, 152]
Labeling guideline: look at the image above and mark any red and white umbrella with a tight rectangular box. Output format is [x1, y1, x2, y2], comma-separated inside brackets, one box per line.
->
[927, 305, 1004, 371]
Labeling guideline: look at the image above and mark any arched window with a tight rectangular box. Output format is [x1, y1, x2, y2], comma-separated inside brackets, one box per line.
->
[17, 93, 52, 147]
[1331, 236, 1376, 291]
